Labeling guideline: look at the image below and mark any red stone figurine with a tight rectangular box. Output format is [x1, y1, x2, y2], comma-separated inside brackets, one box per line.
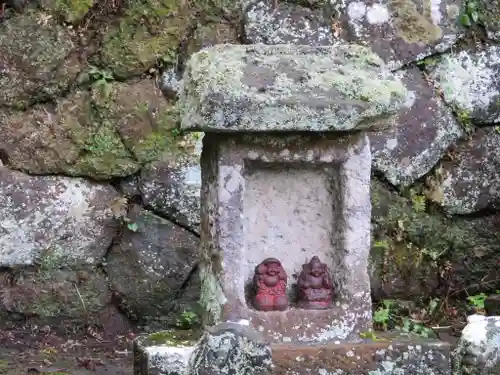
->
[252, 258, 288, 311]
[297, 256, 333, 309]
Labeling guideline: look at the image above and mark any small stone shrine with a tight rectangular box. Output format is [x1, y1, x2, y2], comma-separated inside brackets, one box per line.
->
[134, 43, 453, 375]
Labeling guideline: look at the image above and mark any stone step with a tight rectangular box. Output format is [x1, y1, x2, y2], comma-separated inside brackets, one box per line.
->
[134, 327, 451, 375]
[270, 335, 451, 375]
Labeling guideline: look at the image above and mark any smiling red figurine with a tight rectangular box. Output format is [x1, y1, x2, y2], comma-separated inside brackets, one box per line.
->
[297, 256, 333, 309]
[252, 257, 288, 311]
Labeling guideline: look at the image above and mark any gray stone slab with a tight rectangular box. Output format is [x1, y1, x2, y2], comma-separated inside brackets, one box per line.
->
[244, 0, 336, 45]
[427, 45, 500, 125]
[133, 331, 197, 375]
[178, 43, 407, 133]
[189, 322, 272, 375]
[455, 314, 500, 375]
[272, 334, 451, 375]
[370, 67, 463, 186]
[338, 0, 463, 70]
[438, 128, 500, 215]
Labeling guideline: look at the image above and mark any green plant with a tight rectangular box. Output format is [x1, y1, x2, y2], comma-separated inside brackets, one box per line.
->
[88, 65, 114, 98]
[459, 0, 483, 26]
[467, 293, 487, 310]
[374, 298, 439, 338]
[420, 247, 447, 262]
[416, 57, 437, 68]
[409, 189, 427, 213]
[374, 300, 395, 331]
[176, 310, 198, 329]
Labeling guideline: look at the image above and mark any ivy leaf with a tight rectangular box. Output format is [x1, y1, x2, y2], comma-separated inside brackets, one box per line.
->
[127, 222, 139, 232]
[470, 10, 479, 22]
[460, 13, 471, 26]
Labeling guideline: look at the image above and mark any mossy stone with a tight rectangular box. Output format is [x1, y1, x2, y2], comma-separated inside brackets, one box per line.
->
[98, 0, 193, 78]
[0, 10, 81, 108]
[48, 0, 94, 23]
[388, 0, 443, 44]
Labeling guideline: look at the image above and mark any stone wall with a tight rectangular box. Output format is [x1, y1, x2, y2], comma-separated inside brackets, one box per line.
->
[0, 0, 499, 330]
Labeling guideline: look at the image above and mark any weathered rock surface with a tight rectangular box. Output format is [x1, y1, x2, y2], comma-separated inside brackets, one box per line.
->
[96, 0, 193, 79]
[271, 334, 451, 375]
[485, 294, 500, 316]
[438, 128, 500, 215]
[139, 148, 202, 234]
[134, 330, 197, 375]
[244, 0, 336, 45]
[0, 265, 110, 320]
[185, 20, 240, 56]
[428, 45, 500, 125]
[480, 0, 500, 41]
[118, 133, 203, 234]
[106, 205, 200, 324]
[0, 79, 183, 179]
[455, 314, 500, 375]
[370, 180, 500, 300]
[339, 0, 462, 70]
[188, 322, 272, 375]
[0, 166, 119, 267]
[179, 44, 407, 132]
[371, 67, 463, 186]
[0, 10, 82, 108]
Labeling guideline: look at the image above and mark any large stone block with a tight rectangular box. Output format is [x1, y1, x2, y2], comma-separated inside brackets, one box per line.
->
[271, 335, 451, 375]
[189, 322, 272, 375]
[133, 330, 197, 375]
[455, 314, 500, 375]
[178, 43, 407, 132]
[198, 132, 372, 342]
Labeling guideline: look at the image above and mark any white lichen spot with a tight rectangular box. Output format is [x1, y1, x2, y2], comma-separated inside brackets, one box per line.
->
[366, 4, 390, 25]
[248, 151, 260, 160]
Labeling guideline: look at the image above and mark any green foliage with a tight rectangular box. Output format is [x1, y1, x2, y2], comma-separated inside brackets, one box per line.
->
[467, 293, 487, 310]
[127, 222, 139, 232]
[176, 310, 199, 329]
[373, 299, 439, 338]
[88, 66, 114, 99]
[409, 189, 427, 213]
[54, 0, 93, 23]
[374, 300, 395, 331]
[459, 0, 483, 27]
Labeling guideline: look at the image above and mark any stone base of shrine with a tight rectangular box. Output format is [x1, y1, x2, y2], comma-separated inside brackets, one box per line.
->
[270, 335, 451, 375]
[134, 329, 451, 375]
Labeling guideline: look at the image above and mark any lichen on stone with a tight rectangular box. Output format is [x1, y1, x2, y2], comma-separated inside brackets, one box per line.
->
[199, 262, 227, 326]
[178, 43, 407, 132]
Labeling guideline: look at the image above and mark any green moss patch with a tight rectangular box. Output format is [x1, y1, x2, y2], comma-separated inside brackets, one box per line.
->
[389, 0, 443, 44]
[143, 329, 200, 347]
[371, 179, 500, 299]
[98, 0, 193, 78]
[52, 0, 94, 23]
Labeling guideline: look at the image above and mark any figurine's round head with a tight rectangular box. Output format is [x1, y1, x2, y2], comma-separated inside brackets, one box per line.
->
[261, 258, 282, 276]
[309, 256, 325, 277]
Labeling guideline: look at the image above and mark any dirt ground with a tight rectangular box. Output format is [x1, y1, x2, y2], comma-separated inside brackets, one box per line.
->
[0, 323, 136, 375]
